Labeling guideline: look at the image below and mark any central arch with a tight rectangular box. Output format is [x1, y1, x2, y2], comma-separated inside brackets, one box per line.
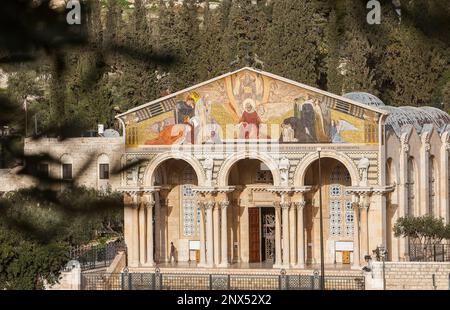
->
[293, 151, 359, 187]
[217, 151, 281, 187]
[144, 151, 206, 186]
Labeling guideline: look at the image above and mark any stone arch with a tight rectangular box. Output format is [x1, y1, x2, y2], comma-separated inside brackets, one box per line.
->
[97, 153, 109, 164]
[144, 152, 206, 186]
[386, 157, 398, 186]
[60, 153, 73, 164]
[294, 151, 359, 186]
[217, 151, 281, 187]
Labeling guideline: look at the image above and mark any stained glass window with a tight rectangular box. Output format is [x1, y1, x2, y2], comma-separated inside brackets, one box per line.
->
[429, 156, 436, 216]
[345, 201, 354, 236]
[328, 163, 352, 238]
[181, 167, 198, 237]
[330, 201, 341, 236]
[407, 157, 415, 216]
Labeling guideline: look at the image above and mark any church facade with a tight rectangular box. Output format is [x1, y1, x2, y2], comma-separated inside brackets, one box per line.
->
[15, 67, 450, 270]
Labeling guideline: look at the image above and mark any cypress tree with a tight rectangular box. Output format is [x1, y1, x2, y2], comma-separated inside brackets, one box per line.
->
[156, 0, 178, 94]
[265, 0, 322, 86]
[225, 0, 261, 69]
[340, 0, 377, 94]
[324, 8, 343, 94]
[115, 0, 158, 109]
[197, 0, 228, 79]
[381, 24, 445, 107]
[170, 0, 201, 89]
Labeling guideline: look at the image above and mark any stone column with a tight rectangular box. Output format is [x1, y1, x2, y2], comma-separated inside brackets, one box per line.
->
[399, 141, 410, 259]
[295, 199, 306, 268]
[154, 191, 162, 262]
[213, 202, 221, 265]
[274, 202, 282, 268]
[138, 199, 146, 266]
[205, 200, 215, 267]
[198, 201, 206, 267]
[360, 195, 370, 256]
[131, 196, 140, 268]
[281, 201, 290, 268]
[352, 195, 361, 268]
[440, 141, 450, 222]
[218, 201, 229, 267]
[124, 193, 140, 268]
[289, 202, 297, 266]
[145, 197, 155, 266]
[420, 141, 430, 216]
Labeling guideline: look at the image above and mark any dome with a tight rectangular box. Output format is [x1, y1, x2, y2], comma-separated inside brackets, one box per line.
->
[342, 92, 450, 137]
[381, 106, 450, 137]
[343, 92, 385, 107]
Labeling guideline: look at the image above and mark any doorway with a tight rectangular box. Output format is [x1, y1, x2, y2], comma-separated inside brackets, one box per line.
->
[261, 207, 275, 262]
[249, 208, 261, 262]
[248, 207, 275, 263]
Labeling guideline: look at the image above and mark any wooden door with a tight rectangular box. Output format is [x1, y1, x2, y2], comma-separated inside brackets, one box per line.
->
[249, 208, 261, 262]
[342, 251, 351, 264]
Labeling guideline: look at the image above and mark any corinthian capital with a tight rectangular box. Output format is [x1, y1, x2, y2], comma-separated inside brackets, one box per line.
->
[219, 201, 230, 209]
[145, 201, 155, 209]
[294, 200, 306, 210]
[280, 202, 291, 209]
[204, 201, 215, 210]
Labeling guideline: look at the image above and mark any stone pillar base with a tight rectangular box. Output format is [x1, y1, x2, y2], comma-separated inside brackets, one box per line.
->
[294, 264, 305, 269]
[128, 261, 140, 268]
[217, 263, 229, 268]
[142, 262, 155, 268]
[200, 263, 214, 268]
[273, 264, 284, 269]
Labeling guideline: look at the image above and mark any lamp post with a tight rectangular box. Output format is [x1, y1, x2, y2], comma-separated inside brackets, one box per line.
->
[318, 148, 325, 290]
[378, 245, 387, 290]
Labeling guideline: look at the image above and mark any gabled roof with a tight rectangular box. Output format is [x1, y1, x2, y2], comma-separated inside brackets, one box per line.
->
[116, 67, 389, 119]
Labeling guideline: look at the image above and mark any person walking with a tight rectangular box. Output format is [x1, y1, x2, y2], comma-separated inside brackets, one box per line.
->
[169, 242, 177, 264]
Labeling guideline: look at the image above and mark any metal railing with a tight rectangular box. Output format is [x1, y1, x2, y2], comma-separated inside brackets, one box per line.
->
[81, 271, 365, 290]
[69, 239, 126, 271]
[409, 242, 450, 262]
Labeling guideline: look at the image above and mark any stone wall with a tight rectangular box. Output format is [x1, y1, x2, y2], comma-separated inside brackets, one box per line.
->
[366, 262, 450, 290]
[46, 265, 81, 290]
[24, 137, 124, 191]
[0, 168, 34, 193]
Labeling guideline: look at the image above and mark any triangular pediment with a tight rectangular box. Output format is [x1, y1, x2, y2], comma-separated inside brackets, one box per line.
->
[118, 67, 386, 146]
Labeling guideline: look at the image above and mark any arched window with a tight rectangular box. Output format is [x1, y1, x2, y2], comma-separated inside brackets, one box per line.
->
[448, 154, 450, 215]
[386, 158, 394, 207]
[406, 157, 415, 216]
[428, 156, 436, 216]
[255, 163, 273, 184]
[329, 164, 353, 237]
[98, 154, 110, 180]
[181, 166, 198, 237]
[60, 154, 73, 180]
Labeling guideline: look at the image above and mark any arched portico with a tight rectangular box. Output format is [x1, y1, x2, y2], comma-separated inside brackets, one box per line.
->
[124, 152, 206, 268]
[144, 151, 206, 186]
[217, 151, 282, 187]
[293, 151, 359, 187]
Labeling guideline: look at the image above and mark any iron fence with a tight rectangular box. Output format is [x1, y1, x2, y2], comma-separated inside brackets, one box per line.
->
[70, 239, 126, 271]
[409, 242, 450, 262]
[81, 271, 365, 290]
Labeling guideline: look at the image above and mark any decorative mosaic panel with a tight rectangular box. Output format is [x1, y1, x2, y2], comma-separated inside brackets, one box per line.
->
[122, 69, 380, 146]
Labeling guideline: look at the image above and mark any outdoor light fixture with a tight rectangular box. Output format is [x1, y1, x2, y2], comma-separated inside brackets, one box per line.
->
[317, 148, 325, 290]
[377, 245, 388, 290]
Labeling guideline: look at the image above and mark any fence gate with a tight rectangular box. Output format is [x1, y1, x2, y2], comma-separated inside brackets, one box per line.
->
[81, 272, 365, 290]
